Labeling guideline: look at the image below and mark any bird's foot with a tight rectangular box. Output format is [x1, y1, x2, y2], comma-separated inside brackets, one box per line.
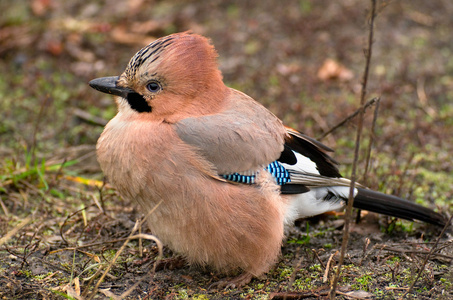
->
[210, 272, 254, 289]
[155, 256, 186, 271]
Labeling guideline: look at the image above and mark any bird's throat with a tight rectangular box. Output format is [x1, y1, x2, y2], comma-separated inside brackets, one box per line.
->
[126, 92, 152, 113]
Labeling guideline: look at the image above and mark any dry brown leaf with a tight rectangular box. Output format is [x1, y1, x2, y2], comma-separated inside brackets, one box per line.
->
[130, 20, 162, 34]
[31, 0, 52, 16]
[276, 63, 302, 76]
[45, 40, 63, 56]
[62, 284, 83, 300]
[344, 290, 375, 299]
[100, 288, 121, 300]
[317, 58, 354, 81]
[73, 277, 81, 297]
[110, 26, 156, 46]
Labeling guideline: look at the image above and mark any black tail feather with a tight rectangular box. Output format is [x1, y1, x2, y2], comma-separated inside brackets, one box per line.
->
[353, 188, 447, 226]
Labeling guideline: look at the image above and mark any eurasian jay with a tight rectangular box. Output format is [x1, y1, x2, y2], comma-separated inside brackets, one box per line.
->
[89, 32, 446, 286]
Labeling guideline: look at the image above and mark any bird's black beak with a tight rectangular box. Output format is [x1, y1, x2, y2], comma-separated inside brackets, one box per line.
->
[89, 76, 135, 98]
[89, 76, 153, 113]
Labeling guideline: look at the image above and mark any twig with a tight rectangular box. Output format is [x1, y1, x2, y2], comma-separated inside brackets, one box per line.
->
[400, 214, 453, 299]
[28, 256, 72, 274]
[270, 291, 328, 299]
[323, 251, 338, 283]
[387, 241, 452, 246]
[49, 158, 68, 189]
[358, 238, 371, 266]
[30, 95, 50, 163]
[73, 108, 108, 127]
[318, 97, 378, 140]
[139, 220, 143, 257]
[416, 77, 436, 118]
[0, 214, 33, 246]
[0, 196, 9, 216]
[329, 1, 377, 298]
[97, 177, 107, 214]
[357, 97, 380, 222]
[119, 272, 153, 299]
[59, 205, 95, 245]
[395, 152, 416, 196]
[287, 247, 305, 296]
[363, 98, 380, 181]
[48, 237, 144, 253]
[379, 246, 453, 261]
[312, 248, 326, 269]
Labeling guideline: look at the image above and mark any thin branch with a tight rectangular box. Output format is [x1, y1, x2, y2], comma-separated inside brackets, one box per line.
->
[30, 95, 50, 163]
[0, 214, 33, 246]
[73, 108, 108, 127]
[363, 97, 380, 180]
[318, 97, 378, 140]
[329, 0, 377, 298]
[380, 245, 453, 261]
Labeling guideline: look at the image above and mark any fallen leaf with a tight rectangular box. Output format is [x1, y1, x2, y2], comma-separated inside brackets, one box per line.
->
[317, 58, 354, 81]
[45, 40, 63, 56]
[100, 288, 121, 300]
[344, 290, 375, 299]
[110, 26, 156, 46]
[31, 0, 52, 16]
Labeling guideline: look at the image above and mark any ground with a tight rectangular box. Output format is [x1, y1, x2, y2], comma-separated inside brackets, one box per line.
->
[0, 0, 452, 299]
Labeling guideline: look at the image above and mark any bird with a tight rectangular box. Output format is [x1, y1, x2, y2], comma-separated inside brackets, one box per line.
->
[89, 32, 446, 287]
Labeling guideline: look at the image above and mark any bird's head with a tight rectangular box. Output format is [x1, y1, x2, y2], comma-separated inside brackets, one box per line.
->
[89, 32, 227, 121]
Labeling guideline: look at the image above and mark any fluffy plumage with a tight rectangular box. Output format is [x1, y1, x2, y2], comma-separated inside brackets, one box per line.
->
[90, 32, 446, 285]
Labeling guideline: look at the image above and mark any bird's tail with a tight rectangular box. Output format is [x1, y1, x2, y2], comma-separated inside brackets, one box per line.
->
[353, 188, 447, 226]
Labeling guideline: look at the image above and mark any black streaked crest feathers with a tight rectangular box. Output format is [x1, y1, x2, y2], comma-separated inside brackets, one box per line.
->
[125, 35, 177, 79]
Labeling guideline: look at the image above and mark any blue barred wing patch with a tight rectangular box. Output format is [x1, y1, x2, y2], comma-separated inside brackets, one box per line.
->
[222, 173, 256, 184]
[266, 161, 291, 185]
[222, 161, 291, 185]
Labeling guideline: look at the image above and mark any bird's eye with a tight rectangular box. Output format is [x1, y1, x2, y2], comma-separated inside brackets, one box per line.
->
[146, 81, 162, 93]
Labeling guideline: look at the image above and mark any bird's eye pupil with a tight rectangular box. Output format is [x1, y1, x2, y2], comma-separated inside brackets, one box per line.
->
[147, 82, 161, 92]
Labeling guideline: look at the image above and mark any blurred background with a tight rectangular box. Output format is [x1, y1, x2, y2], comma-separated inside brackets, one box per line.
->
[0, 0, 452, 298]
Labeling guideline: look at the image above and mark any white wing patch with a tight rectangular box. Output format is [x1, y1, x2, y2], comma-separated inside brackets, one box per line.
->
[281, 151, 320, 175]
[324, 186, 357, 199]
[281, 150, 362, 188]
[284, 186, 358, 224]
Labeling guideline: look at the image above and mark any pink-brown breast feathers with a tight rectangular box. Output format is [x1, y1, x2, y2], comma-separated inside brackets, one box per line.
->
[97, 116, 287, 276]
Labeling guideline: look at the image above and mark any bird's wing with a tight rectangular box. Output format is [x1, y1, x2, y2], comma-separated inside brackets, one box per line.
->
[281, 128, 341, 177]
[276, 128, 354, 195]
[174, 89, 287, 175]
